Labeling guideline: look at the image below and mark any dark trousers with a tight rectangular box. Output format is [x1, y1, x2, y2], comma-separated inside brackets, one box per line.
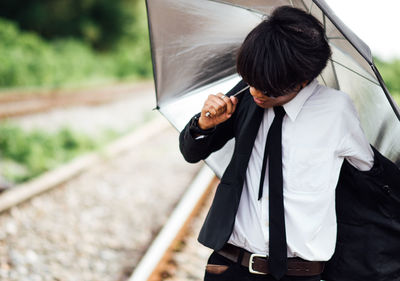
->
[204, 251, 321, 281]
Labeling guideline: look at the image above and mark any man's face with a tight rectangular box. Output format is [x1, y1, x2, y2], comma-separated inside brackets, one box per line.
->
[249, 87, 298, 108]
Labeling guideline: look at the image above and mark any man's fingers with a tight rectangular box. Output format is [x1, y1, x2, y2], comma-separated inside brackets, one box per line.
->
[230, 96, 238, 105]
[202, 93, 238, 119]
[204, 105, 217, 117]
[217, 93, 234, 115]
[208, 95, 227, 116]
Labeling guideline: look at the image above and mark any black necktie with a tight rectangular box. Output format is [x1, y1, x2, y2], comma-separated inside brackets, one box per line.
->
[258, 106, 287, 280]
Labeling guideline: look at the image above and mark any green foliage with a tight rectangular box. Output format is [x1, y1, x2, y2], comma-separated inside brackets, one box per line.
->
[0, 12, 152, 88]
[0, 0, 142, 50]
[0, 18, 106, 87]
[375, 57, 400, 102]
[111, 1, 152, 78]
[0, 124, 108, 183]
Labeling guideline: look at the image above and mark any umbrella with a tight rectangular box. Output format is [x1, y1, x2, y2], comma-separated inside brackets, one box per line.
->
[145, 0, 400, 177]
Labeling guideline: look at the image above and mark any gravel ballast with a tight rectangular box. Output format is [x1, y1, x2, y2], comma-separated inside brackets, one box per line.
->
[0, 120, 201, 281]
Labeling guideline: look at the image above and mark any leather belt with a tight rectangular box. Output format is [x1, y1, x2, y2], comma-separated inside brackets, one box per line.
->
[217, 244, 325, 276]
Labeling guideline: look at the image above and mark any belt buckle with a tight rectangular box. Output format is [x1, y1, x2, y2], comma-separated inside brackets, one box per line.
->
[249, 254, 268, 275]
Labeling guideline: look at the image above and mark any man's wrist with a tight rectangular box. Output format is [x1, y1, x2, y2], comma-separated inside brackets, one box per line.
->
[198, 116, 214, 130]
[189, 115, 216, 137]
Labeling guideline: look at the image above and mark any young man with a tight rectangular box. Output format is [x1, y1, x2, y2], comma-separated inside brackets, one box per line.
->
[179, 6, 374, 281]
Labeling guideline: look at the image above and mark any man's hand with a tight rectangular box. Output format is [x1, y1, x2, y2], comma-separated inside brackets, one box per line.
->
[198, 93, 238, 130]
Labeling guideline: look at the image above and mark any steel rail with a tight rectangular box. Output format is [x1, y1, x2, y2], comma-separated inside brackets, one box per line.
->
[128, 166, 218, 281]
[0, 117, 170, 213]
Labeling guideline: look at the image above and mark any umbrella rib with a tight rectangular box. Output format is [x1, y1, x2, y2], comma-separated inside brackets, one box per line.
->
[309, 1, 315, 14]
[329, 59, 340, 90]
[207, 0, 266, 17]
[312, 0, 372, 65]
[323, 12, 339, 91]
[330, 59, 379, 86]
[319, 74, 327, 86]
[328, 37, 346, 40]
[300, 0, 309, 12]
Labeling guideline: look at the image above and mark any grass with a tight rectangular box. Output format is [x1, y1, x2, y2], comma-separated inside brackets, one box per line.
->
[0, 123, 120, 184]
[0, 6, 152, 91]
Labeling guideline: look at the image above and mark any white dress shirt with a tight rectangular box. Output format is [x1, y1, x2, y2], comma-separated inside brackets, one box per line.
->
[227, 79, 374, 261]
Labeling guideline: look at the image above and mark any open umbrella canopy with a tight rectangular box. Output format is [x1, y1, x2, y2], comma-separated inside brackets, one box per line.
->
[146, 0, 400, 176]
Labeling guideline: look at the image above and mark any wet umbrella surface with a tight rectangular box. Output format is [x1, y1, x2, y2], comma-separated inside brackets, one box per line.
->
[146, 0, 400, 176]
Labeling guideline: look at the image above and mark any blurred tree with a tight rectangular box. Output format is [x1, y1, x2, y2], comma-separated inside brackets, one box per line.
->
[0, 8, 152, 89]
[375, 57, 400, 96]
[0, 0, 141, 50]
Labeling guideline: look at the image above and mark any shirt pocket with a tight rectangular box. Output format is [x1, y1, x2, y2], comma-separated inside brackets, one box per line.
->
[287, 148, 331, 193]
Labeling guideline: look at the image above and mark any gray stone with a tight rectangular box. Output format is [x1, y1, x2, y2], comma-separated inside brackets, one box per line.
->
[0, 87, 201, 281]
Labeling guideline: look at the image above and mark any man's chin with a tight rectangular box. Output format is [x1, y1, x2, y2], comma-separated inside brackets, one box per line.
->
[254, 101, 273, 108]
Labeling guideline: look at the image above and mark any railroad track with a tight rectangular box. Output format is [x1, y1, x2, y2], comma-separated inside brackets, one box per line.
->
[0, 77, 217, 279]
[0, 80, 218, 280]
[0, 117, 169, 213]
[0, 118, 207, 281]
[0, 81, 153, 119]
[128, 167, 218, 281]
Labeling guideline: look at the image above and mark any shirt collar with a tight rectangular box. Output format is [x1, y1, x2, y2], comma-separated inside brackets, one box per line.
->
[283, 79, 319, 121]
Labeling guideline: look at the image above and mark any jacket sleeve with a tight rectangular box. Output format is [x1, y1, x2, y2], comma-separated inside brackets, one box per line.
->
[179, 80, 247, 163]
[179, 113, 235, 163]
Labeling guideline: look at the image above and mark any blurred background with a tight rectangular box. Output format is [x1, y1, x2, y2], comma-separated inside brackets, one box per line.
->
[0, 1, 204, 280]
[0, 0, 398, 280]
[0, 0, 151, 89]
[0, 0, 154, 185]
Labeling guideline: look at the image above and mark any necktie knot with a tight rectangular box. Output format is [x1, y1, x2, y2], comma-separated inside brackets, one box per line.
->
[273, 106, 286, 119]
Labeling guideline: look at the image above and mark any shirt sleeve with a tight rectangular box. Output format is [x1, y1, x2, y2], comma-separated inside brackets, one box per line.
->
[337, 96, 374, 171]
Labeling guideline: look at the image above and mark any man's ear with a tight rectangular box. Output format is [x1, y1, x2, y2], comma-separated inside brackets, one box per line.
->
[297, 80, 309, 92]
[301, 80, 309, 88]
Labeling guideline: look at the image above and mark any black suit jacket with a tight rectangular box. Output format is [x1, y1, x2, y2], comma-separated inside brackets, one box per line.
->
[179, 81, 400, 280]
[322, 147, 400, 281]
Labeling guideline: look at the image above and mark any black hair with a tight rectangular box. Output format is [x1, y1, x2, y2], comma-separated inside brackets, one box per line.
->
[236, 6, 331, 97]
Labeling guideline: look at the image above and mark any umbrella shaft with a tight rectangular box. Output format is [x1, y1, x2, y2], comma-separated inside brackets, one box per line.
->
[205, 85, 249, 117]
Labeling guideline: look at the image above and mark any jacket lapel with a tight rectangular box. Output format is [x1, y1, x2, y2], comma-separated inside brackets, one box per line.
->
[234, 101, 264, 181]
